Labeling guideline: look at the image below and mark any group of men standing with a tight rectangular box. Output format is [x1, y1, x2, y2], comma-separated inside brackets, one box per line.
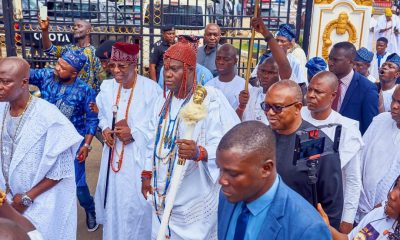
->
[0, 9, 399, 240]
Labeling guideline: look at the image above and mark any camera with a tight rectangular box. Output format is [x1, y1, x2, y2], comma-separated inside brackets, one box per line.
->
[292, 124, 342, 206]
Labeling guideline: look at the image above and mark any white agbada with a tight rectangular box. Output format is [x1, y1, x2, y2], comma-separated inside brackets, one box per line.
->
[370, 52, 390, 80]
[356, 112, 400, 222]
[250, 54, 307, 85]
[145, 86, 240, 239]
[288, 49, 308, 82]
[382, 84, 398, 112]
[367, 17, 377, 52]
[301, 108, 363, 224]
[242, 87, 269, 125]
[287, 53, 308, 85]
[205, 75, 246, 109]
[0, 97, 82, 240]
[367, 74, 377, 83]
[377, 15, 399, 53]
[94, 77, 162, 240]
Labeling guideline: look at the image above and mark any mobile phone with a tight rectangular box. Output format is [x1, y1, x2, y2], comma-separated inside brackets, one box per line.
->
[40, 6, 47, 21]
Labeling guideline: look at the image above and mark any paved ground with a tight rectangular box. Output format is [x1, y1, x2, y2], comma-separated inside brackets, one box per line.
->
[76, 138, 103, 240]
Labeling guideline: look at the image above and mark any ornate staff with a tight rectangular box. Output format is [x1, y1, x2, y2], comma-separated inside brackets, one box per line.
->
[245, 0, 261, 91]
[103, 106, 118, 208]
[157, 85, 208, 240]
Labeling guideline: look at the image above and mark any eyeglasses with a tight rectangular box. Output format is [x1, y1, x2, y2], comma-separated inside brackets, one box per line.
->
[260, 101, 298, 113]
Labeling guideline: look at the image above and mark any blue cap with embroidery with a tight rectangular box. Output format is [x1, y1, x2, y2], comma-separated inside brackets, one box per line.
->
[386, 53, 400, 68]
[61, 49, 87, 72]
[276, 24, 296, 41]
[305, 57, 327, 79]
[355, 47, 374, 63]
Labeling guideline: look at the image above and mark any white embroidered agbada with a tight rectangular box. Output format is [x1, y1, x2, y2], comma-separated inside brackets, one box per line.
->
[145, 86, 240, 240]
[242, 87, 269, 125]
[301, 108, 363, 224]
[94, 76, 162, 240]
[0, 97, 82, 240]
[356, 112, 400, 222]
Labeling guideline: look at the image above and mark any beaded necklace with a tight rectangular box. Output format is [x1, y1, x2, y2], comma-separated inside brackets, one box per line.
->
[152, 91, 193, 236]
[109, 77, 137, 173]
[0, 95, 33, 195]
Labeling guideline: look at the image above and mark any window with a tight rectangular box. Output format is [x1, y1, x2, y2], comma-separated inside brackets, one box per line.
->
[145, 4, 204, 29]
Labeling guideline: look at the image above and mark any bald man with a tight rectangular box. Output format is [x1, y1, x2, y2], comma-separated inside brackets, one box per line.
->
[198, 23, 222, 76]
[206, 43, 246, 109]
[264, 80, 344, 229]
[0, 57, 82, 239]
[301, 71, 363, 234]
[217, 121, 331, 239]
[39, 18, 103, 93]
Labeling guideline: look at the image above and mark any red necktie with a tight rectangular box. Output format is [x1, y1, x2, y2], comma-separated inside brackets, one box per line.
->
[332, 80, 342, 111]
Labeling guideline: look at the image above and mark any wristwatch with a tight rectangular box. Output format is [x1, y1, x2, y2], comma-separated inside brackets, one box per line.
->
[83, 143, 92, 151]
[21, 194, 33, 207]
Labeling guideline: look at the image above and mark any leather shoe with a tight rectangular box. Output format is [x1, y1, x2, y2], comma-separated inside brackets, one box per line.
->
[86, 211, 99, 232]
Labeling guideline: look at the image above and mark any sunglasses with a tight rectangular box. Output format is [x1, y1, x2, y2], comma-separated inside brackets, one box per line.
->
[260, 101, 298, 113]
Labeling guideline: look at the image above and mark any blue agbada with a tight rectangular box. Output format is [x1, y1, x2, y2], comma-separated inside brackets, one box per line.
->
[276, 24, 296, 41]
[305, 57, 327, 79]
[29, 68, 99, 137]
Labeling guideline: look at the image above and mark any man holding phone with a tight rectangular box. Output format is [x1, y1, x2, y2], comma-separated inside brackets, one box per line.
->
[38, 14, 103, 94]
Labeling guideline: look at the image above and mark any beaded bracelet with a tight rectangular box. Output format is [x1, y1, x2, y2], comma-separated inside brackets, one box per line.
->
[141, 170, 152, 179]
[195, 146, 207, 162]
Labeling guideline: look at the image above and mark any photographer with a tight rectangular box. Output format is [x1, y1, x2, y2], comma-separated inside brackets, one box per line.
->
[264, 80, 344, 229]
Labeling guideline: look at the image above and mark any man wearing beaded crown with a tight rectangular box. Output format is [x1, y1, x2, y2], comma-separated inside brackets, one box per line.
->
[142, 41, 240, 239]
[0, 57, 83, 240]
[94, 42, 162, 240]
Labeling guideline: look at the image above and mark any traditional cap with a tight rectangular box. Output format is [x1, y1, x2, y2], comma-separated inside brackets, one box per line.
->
[164, 42, 196, 66]
[162, 24, 175, 32]
[385, 8, 392, 17]
[355, 47, 374, 63]
[386, 53, 400, 68]
[305, 57, 327, 79]
[95, 40, 116, 60]
[61, 49, 87, 72]
[276, 24, 296, 41]
[110, 42, 140, 63]
[163, 42, 197, 99]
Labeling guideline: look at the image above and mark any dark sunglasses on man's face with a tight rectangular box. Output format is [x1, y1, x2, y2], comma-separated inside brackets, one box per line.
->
[260, 101, 298, 114]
